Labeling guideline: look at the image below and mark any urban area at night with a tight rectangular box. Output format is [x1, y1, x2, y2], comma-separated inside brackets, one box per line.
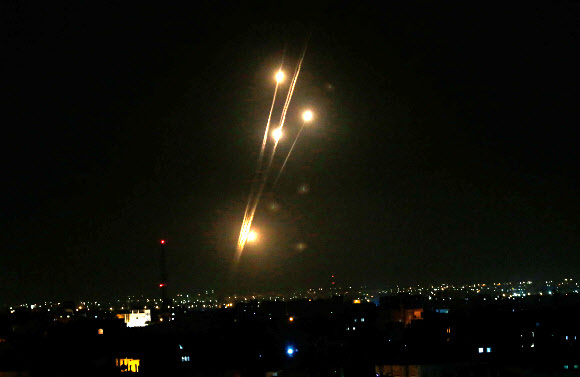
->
[2, 276, 579, 375]
[3, 1, 579, 376]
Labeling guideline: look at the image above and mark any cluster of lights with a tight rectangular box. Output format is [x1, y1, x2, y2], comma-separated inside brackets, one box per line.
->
[6, 278, 578, 316]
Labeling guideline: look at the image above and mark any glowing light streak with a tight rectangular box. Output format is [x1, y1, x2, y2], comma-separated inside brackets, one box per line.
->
[237, 50, 287, 254]
[273, 110, 313, 187]
[246, 230, 257, 242]
[275, 70, 285, 83]
[236, 40, 309, 261]
[272, 127, 282, 142]
[237, 68, 283, 256]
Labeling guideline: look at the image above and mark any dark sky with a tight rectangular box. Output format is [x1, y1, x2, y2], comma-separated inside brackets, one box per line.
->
[2, 2, 579, 304]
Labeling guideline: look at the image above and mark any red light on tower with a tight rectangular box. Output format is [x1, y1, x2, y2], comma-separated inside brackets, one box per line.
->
[160, 239, 165, 245]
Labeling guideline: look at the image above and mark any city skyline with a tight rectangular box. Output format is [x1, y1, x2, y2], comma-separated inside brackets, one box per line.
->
[3, 2, 579, 304]
[3, 276, 578, 309]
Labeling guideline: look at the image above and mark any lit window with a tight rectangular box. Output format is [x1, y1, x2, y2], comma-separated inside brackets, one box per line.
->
[478, 348, 484, 353]
[361, 318, 365, 322]
[116, 358, 140, 373]
[97, 328, 104, 335]
[486, 347, 491, 353]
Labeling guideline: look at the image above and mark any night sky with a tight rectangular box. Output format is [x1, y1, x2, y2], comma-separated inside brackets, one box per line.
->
[2, 2, 579, 304]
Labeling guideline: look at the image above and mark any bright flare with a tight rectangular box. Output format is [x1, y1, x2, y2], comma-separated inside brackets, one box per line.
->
[272, 127, 282, 142]
[246, 230, 257, 242]
[302, 110, 313, 122]
[275, 70, 285, 83]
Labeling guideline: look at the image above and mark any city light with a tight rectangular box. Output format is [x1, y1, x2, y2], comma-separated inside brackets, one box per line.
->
[302, 110, 313, 122]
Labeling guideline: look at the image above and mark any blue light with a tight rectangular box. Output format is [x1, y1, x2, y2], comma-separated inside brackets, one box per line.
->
[286, 347, 294, 356]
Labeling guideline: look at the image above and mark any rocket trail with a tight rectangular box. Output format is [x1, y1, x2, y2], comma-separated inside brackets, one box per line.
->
[236, 50, 308, 260]
[236, 55, 286, 255]
[272, 120, 306, 188]
[237, 81, 280, 251]
[266, 37, 308, 174]
[236, 39, 309, 261]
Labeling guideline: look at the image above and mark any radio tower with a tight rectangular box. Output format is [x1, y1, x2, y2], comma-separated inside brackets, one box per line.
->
[159, 239, 170, 311]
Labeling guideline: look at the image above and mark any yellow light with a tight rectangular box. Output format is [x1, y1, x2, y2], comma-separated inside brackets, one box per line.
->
[116, 358, 140, 373]
[272, 127, 282, 142]
[275, 70, 285, 83]
[302, 110, 313, 122]
[247, 230, 257, 242]
[289, 316, 294, 322]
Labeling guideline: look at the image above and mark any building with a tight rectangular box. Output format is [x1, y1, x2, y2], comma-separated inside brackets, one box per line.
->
[117, 309, 151, 327]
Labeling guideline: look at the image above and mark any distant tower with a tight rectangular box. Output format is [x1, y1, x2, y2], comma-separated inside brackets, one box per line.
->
[159, 239, 170, 311]
[330, 274, 336, 293]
